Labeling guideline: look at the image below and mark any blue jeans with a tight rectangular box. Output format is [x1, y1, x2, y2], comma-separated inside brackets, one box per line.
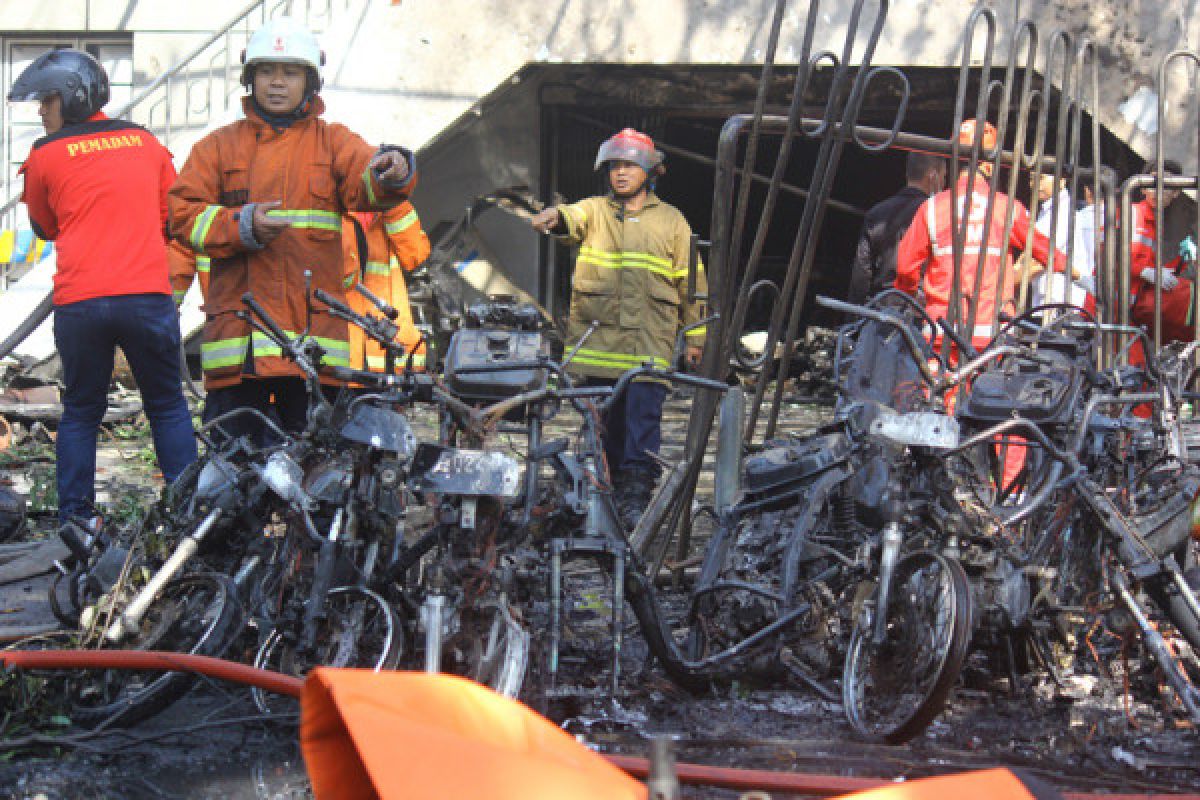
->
[54, 293, 198, 521]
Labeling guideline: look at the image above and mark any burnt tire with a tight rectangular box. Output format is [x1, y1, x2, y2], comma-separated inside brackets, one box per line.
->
[70, 572, 242, 728]
[251, 586, 404, 714]
[842, 550, 972, 744]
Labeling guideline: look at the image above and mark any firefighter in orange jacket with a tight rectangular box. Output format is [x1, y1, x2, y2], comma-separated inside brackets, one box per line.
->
[168, 17, 416, 437]
[342, 202, 431, 372]
[895, 120, 1069, 349]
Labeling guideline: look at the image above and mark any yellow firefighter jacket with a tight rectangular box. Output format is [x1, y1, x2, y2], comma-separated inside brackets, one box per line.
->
[556, 192, 706, 379]
[342, 203, 430, 372]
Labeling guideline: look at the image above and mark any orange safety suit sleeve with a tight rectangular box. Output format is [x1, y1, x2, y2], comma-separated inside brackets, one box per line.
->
[894, 201, 932, 296]
[328, 126, 418, 213]
[168, 135, 249, 260]
[168, 239, 197, 304]
[1009, 203, 1067, 272]
[381, 202, 430, 271]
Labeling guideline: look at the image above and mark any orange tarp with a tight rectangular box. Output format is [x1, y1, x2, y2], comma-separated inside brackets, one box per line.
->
[834, 768, 1056, 800]
[301, 669, 646, 800]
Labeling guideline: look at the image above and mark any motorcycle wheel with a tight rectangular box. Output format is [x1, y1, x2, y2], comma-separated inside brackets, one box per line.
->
[70, 572, 242, 728]
[252, 586, 404, 714]
[842, 550, 972, 743]
[461, 602, 530, 699]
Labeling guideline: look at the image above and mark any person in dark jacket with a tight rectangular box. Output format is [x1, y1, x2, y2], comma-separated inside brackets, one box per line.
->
[847, 152, 947, 305]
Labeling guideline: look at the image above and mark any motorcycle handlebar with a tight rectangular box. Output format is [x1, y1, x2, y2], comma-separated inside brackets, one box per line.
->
[241, 292, 289, 347]
[816, 295, 941, 389]
[312, 287, 356, 320]
[352, 281, 399, 321]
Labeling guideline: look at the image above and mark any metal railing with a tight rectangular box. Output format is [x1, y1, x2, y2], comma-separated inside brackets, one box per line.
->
[0, 0, 360, 238]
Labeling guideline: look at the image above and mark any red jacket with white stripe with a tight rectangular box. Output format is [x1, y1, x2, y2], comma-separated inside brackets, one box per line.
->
[895, 173, 1064, 345]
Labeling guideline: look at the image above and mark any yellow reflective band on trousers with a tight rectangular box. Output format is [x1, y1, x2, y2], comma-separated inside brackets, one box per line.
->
[197, 255, 211, 274]
[385, 209, 419, 235]
[201, 335, 250, 370]
[189, 205, 222, 252]
[249, 331, 351, 367]
[578, 246, 686, 279]
[572, 347, 669, 371]
[265, 209, 341, 231]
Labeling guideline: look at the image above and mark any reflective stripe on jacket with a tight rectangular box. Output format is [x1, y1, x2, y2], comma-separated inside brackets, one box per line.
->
[556, 193, 706, 380]
[168, 96, 415, 389]
[168, 239, 210, 304]
[1130, 197, 1158, 277]
[895, 173, 1061, 346]
[342, 202, 430, 372]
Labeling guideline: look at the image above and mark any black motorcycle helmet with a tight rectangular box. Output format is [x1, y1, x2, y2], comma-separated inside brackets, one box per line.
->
[8, 48, 110, 124]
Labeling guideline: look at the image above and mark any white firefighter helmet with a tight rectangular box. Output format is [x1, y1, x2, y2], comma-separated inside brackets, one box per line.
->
[240, 17, 325, 88]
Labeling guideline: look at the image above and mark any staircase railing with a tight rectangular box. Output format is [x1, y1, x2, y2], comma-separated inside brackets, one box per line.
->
[0, 0, 359, 234]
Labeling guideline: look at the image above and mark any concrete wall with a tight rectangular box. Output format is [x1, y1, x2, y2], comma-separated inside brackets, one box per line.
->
[5, 1, 1198, 166]
[316, 0, 1200, 170]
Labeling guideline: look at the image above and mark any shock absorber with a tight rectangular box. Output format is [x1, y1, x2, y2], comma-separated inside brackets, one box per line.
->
[833, 490, 856, 538]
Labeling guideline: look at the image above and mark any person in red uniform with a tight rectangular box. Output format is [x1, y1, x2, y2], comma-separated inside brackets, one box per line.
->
[1128, 159, 1195, 344]
[896, 120, 1070, 493]
[9, 49, 197, 523]
[895, 119, 1070, 350]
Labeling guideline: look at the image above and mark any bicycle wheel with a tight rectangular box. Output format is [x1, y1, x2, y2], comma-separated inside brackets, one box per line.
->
[843, 550, 972, 743]
[70, 572, 242, 728]
[252, 586, 404, 713]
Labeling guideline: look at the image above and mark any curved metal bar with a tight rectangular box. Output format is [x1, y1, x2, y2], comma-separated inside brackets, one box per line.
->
[720, 0, 791, 316]
[984, 19, 1042, 328]
[851, 66, 910, 153]
[1155, 50, 1200, 350]
[945, 6, 997, 348]
[1037, 30, 1077, 291]
[731, 280, 783, 371]
[757, 0, 896, 441]
[725, 46, 836, 364]
[798, 51, 844, 139]
[975, 22, 1047, 340]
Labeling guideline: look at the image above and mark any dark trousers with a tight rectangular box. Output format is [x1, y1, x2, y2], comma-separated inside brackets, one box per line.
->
[201, 376, 317, 444]
[54, 293, 198, 521]
[584, 377, 668, 476]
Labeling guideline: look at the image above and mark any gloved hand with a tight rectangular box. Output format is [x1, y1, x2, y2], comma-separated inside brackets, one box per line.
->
[1140, 267, 1181, 291]
[1180, 235, 1197, 263]
[1075, 274, 1096, 295]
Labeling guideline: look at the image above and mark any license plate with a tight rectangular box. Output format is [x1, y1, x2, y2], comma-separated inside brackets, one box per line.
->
[411, 444, 522, 497]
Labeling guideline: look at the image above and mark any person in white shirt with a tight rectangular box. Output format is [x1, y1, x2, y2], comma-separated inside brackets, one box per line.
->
[1029, 171, 1090, 307]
